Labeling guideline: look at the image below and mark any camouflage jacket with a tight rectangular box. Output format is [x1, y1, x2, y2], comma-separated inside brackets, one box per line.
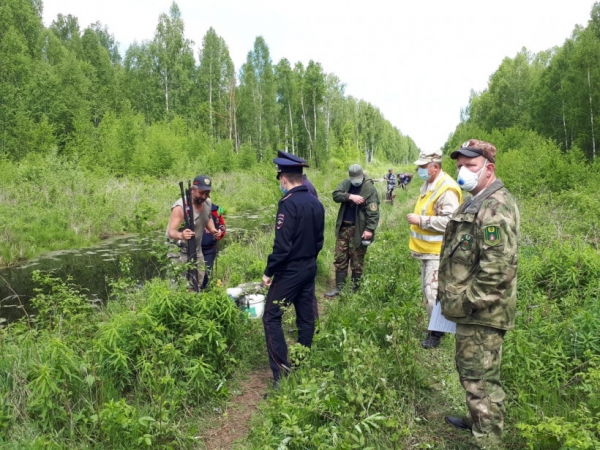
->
[439, 180, 519, 330]
[333, 178, 380, 247]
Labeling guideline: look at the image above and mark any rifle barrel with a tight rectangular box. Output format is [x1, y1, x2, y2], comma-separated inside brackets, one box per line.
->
[179, 181, 199, 292]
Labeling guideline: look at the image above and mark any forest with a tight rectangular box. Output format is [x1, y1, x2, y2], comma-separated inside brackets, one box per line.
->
[447, 2, 600, 162]
[1, 0, 600, 449]
[0, 0, 418, 178]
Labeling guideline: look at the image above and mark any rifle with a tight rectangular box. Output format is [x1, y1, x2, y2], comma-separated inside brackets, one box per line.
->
[213, 206, 225, 284]
[179, 181, 199, 292]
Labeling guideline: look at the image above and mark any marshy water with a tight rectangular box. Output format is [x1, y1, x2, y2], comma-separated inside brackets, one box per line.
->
[0, 209, 273, 323]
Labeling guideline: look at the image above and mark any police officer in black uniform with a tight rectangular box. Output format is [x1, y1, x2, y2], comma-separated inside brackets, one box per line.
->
[275, 150, 320, 320]
[262, 151, 325, 386]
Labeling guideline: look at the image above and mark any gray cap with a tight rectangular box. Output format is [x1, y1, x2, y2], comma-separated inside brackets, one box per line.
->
[348, 164, 364, 184]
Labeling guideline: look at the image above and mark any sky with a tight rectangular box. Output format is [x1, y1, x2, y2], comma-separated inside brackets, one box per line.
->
[42, 0, 596, 152]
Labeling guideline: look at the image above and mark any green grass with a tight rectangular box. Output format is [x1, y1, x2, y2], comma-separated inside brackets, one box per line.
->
[242, 159, 600, 449]
[1, 151, 600, 448]
[0, 155, 283, 266]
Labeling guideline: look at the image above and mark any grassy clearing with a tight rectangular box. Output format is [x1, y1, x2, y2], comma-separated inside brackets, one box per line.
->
[1, 142, 600, 448]
[243, 179, 463, 449]
[0, 154, 283, 266]
[241, 146, 600, 449]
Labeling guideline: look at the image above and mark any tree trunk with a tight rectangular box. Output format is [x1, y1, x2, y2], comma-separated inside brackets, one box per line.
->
[588, 69, 596, 159]
[300, 95, 313, 159]
[229, 79, 238, 153]
[313, 90, 318, 161]
[164, 69, 169, 113]
[209, 61, 214, 138]
[288, 100, 295, 154]
[325, 99, 331, 154]
[254, 86, 263, 160]
[562, 98, 568, 152]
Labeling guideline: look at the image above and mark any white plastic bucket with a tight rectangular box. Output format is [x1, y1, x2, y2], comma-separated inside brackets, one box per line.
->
[243, 294, 265, 319]
[226, 287, 243, 302]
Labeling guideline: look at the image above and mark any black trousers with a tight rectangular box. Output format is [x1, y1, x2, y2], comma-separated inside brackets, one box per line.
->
[201, 248, 216, 290]
[263, 263, 317, 381]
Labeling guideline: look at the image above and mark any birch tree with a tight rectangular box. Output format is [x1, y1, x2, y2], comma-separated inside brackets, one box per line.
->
[237, 36, 278, 160]
[150, 2, 195, 118]
[198, 27, 235, 141]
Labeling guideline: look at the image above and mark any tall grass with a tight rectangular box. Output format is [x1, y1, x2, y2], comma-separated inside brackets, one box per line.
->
[244, 133, 600, 449]
[0, 274, 267, 447]
[2, 138, 600, 448]
[0, 154, 281, 266]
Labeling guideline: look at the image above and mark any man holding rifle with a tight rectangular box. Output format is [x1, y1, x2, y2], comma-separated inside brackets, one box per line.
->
[166, 175, 222, 291]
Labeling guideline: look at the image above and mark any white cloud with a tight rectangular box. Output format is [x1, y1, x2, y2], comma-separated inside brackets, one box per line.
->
[42, 0, 594, 152]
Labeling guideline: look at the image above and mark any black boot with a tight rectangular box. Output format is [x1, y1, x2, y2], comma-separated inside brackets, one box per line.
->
[421, 331, 444, 349]
[351, 272, 362, 292]
[325, 272, 346, 298]
[444, 416, 472, 431]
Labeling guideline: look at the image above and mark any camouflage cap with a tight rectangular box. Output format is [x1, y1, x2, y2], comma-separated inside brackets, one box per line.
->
[451, 139, 496, 163]
[413, 149, 443, 166]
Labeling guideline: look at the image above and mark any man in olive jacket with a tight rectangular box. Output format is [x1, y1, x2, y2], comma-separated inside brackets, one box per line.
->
[325, 164, 380, 297]
[439, 139, 519, 448]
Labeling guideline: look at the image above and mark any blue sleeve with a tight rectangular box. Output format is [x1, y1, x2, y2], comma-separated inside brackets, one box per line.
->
[316, 203, 325, 254]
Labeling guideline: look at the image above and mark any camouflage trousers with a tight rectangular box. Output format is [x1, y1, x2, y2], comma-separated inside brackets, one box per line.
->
[420, 258, 439, 321]
[167, 242, 205, 289]
[455, 323, 506, 448]
[333, 225, 367, 275]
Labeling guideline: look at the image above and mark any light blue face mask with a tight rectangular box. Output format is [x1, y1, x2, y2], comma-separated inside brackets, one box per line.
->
[417, 167, 430, 181]
[280, 184, 288, 195]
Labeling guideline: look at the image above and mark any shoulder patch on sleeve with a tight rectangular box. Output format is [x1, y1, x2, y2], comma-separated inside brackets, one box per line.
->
[483, 226, 501, 246]
[369, 202, 378, 211]
[276, 214, 285, 229]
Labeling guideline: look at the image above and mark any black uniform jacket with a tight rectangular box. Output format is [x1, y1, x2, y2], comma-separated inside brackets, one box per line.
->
[264, 185, 325, 277]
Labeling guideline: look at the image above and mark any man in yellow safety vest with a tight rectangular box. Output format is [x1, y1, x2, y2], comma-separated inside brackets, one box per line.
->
[406, 149, 462, 349]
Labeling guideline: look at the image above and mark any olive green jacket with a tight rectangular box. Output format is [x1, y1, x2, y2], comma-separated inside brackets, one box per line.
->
[439, 180, 519, 330]
[332, 178, 380, 247]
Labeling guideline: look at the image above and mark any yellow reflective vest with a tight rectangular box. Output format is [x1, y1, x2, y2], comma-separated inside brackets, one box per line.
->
[409, 173, 462, 255]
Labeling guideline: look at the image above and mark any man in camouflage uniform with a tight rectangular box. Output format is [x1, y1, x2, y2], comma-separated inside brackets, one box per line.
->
[325, 164, 380, 297]
[438, 140, 519, 448]
[406, 149, 462, 349]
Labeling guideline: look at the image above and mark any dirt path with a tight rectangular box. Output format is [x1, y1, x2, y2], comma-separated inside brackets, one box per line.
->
[201, 294, 329, 449]
[201, 368, 272, 449]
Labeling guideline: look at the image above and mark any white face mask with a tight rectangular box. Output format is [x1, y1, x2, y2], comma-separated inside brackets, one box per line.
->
[457, 161, 487, 192]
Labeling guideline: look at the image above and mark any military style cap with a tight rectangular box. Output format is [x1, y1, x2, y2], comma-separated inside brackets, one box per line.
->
[348, 164, 364, 184]
[273, 150, 308, 179]
[414, 149, 442, 166]
[276, 150, 310, 166]
[451, 139, 496, 163]
[192, 175, 212, 190]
